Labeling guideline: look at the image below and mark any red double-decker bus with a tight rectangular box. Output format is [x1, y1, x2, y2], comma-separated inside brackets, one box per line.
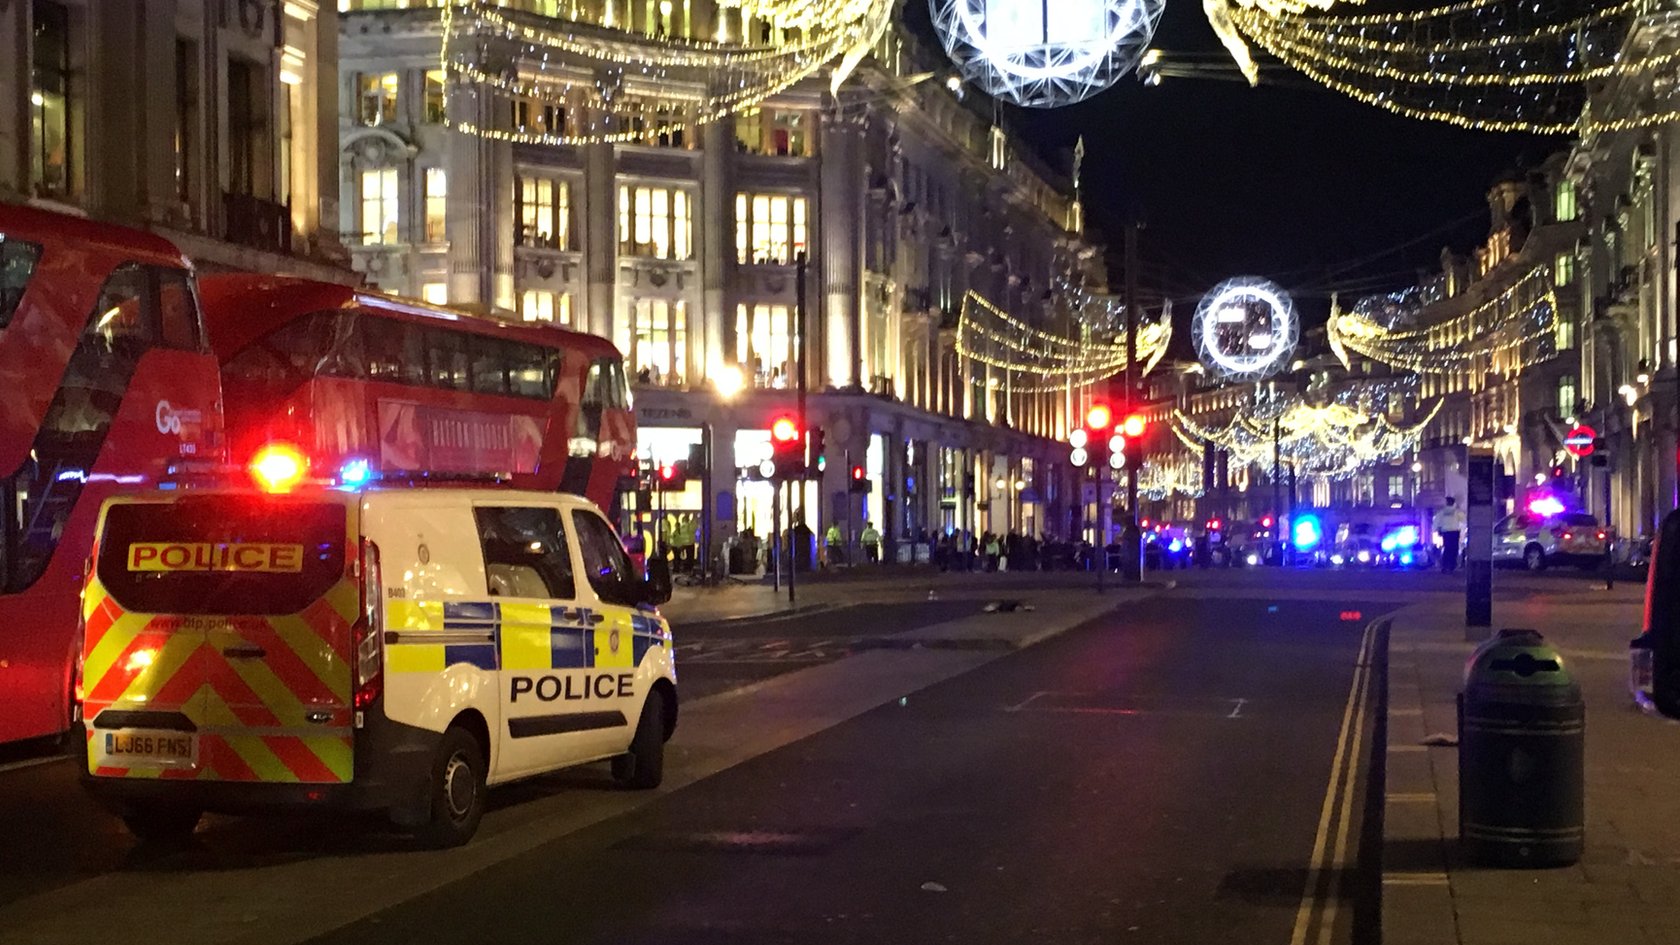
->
[198, 275, 636, 515]
[0, 204, 222, 745]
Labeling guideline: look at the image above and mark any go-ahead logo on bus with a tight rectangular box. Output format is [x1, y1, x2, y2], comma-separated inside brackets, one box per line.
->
[154, 400, 204, 438]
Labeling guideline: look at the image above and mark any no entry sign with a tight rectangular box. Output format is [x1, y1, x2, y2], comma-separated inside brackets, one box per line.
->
[1564, 424, 1597, 458]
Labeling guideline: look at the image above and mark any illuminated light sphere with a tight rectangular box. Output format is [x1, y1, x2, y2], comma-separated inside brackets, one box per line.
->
[930, 0, 1166, 108]
[1192, 277, 1300, 381]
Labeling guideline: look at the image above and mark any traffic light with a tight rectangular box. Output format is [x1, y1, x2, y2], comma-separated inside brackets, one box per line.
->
[655, 461, 689, 490]
[848, 464, 871, 494]
[1072, 402, 1116, 469]
[809, 427, 827, 474]
[1086, 403, 1113, 431]
[1119, 414, 1148, 468]
[770, 414, 804, 480]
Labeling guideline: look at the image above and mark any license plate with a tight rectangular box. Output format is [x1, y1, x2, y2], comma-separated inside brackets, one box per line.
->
[96, 729, 197, 769]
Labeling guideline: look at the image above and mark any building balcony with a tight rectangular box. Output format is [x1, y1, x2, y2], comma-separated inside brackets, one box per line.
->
[223, 192, 293, 255]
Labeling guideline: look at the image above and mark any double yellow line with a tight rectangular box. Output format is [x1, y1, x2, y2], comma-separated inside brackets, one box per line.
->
[1290, 617, 1380, 945]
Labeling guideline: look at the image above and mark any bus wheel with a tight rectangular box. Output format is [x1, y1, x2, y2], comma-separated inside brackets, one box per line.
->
[612, 688, 667, 790]
[415, 726, 486, 848]
[122, 804, 201, 843]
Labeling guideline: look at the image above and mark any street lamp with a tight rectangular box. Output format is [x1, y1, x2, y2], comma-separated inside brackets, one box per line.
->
[714, 364, 746, 401]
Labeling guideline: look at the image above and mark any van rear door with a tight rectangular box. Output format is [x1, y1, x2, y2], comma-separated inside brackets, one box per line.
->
[91, 495, 357, 783]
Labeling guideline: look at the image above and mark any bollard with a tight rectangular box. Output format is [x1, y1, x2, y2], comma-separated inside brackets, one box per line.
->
[1458, 628, 1584, 867]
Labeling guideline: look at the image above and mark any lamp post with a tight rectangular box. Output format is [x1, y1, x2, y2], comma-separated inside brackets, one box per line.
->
[707, 365, 746, 582]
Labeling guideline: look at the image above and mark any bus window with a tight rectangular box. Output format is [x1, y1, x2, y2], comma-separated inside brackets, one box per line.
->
[88, 265, 155, 355]
[425, 328, 470, 391]
[224, 312, 333, 393]
[469, 337, 512, 396]
[156, 269, 202, 350]
[509, 343, 556, 399]
[362, 317, 425, 386]
[0, 237, 41, 327]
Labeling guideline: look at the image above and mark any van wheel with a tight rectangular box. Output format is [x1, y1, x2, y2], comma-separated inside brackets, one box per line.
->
[121, 804, 201, 843]
[612, 688, 667, 790]
[1524, 545, 1547, 572]
[414, 726, 486, 849]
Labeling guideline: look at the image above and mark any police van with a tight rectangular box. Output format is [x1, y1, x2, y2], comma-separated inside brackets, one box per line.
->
[74, 446, 676, 847]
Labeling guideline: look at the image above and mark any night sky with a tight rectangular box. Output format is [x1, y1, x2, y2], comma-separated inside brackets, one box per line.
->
[902, 1, 1564, 322]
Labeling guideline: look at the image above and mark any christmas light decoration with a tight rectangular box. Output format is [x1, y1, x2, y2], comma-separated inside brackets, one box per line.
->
[1173, 395, 1441, 480]
[440, 0, 893, 147]
[954, 289, 1172, 394]
[1328, 267, 1558, 374]
[1193, 277, 1299, 381]
[930, 0, 1166, 108]
[1209, 0, 1677, 135]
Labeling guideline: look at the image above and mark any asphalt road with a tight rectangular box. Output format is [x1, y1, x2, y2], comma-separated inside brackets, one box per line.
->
[306, 590, 1387, 945]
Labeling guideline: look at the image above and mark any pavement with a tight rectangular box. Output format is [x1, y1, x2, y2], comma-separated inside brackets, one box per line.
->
[1379, 577, 1680, 945]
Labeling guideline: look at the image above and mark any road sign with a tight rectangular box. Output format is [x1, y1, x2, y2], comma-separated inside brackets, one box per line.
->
[1564, 424, 1598, 458]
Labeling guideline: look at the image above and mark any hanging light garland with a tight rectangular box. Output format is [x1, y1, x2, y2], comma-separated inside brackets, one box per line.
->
[1209, 0, 1677, 135]
[954, 283, 1172, 395]
[1328, 267, 1558, 374]
[440, 0, 893, 147]
[1139, 458, 1207, 501]
[1172, 393, 1442, 480]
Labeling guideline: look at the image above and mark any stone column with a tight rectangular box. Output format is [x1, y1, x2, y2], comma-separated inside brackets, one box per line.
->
[0, 0, 26, 197]
[700, 120, 732, 383]
[819, 102, 865, 389]
[584, 140, 618, 343]
[447, 124, 486, 305]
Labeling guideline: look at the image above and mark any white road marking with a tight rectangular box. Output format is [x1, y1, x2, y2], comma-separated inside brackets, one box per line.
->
[1003, 690, 1055, 713]
[1227, 698, 1247, 719]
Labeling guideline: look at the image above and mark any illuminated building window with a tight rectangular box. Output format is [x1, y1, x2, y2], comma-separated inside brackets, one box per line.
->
[359, 167, 399, 244]
[1557, 375, 1577, 417]
[1555, 180, 1578, 222]
[618, 185, 693, 260]
[1553, 252, 1575, 286]
[521, 289, 571, 325]
[357, 72, 398, 126]
[632, 299, 686, 386]
[735, 193, 809, 265]
[735, 109, 813, 156]
[30, 0, 75, 201]
[421, 282, 447, 305]
[424, 168, 447, 243]
[509, 98, 566, 137]
[424, 69, 446, 124]
[516, 176, 572, 249]
[736, 303, 792, 388]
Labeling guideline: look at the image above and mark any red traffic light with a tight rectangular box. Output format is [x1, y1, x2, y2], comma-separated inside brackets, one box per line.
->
[1121, 413, 1147, 438]
[1261, 515, 1275, 528]
[659, 463, 677, 481]
[770, 416, 799, 444]
[850, 464, 866, 481]
[1086, 403, 1113, 430]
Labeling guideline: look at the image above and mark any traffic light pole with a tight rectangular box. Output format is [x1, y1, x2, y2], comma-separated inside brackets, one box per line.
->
[791, 252, 807, 605]
[1124, 223, 1141, 583]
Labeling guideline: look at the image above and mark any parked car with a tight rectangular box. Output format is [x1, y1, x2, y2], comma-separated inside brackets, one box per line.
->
[1493, 510, 1609, 571]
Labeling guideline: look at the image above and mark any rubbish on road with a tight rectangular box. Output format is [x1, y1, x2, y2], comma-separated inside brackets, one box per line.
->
[983, 600, 1035, 613]
[1421, 732, 1458, 747]
[928, 590, 939, 600]
[920, 882, 948, 893]
[1459, 628, 1584, 867]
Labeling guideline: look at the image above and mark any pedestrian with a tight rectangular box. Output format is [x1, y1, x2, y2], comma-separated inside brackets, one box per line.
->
[861, 520, 881, 563]
[1437, 497, 1465, 573]
[824, 521, 844, 567]
[984, 532, 1001, 572]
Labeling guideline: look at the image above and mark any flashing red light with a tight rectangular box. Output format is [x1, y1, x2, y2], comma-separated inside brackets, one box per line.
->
[1208, 518, 1223, 531]
[250, 442, 308, 493]
[659, 463, 678, 481]
[1086, 403, 1113, 430]
[1141, 518, 1151, 529]
[1597, 531, 1608, 541]
[1340, 610, 1364, 622]
[1562, 532, 1575, 541]
[1121, 413, 1147, 438]
[770, 416, 799, 443]
[1261, 515, 1275, 529]
[851, 464, 866, 481]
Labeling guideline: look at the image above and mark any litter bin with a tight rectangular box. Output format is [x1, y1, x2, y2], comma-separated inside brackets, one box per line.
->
[1459, 628, 1584, 867]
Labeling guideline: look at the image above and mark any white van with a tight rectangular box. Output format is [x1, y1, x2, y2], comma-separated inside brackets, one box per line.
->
[76, 483, 676, 847]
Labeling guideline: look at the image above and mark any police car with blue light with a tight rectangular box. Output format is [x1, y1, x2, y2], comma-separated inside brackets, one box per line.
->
[76, 444, 676, 847]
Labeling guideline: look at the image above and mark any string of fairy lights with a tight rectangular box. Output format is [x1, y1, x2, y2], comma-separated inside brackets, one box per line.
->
[1171, 396, 1443, 481]
[1327, 266, 1559, 374]
[440, 0, 892, 147]
[953, 286, 1172, 396]
[1210, 0, 1680, 135]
